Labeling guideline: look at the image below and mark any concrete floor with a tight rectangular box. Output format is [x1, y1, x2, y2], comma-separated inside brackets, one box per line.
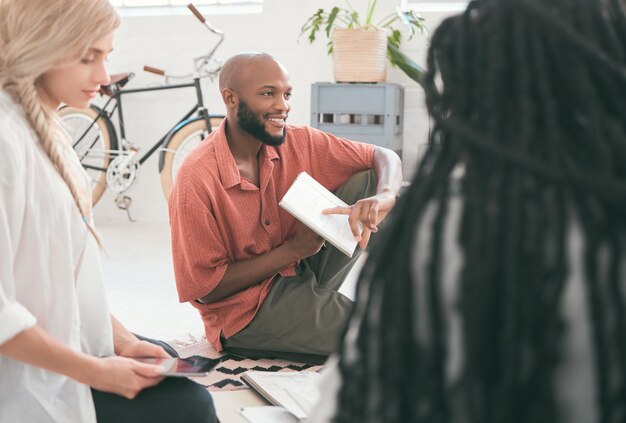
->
[98, 214, 363, 344]
[98, 215, 205, 342]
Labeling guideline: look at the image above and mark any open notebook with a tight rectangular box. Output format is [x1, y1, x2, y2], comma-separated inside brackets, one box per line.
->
[279, 171, 359, 257]
[241, 370, 321, 420]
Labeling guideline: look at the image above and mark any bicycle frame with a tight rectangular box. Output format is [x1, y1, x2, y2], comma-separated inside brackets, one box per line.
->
[60, 3, 224, 218]
[74, 75, 212, 172]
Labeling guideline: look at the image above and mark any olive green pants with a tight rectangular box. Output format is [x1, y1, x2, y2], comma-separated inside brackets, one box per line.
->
[222, 170, 377, 364]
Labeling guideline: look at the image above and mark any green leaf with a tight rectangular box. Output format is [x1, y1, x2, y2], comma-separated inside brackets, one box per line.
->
[379, 14, 399, 29]
[325, 7, 340, 37]
[343, 0, 356, 14]
[365, 0, 377, 25]
[389, 29, 401, 48]
[402, 10, 427, 39]
[299, 9, 325, 44]
[387, 41, 425, 87]
[350, 11, 360, 28]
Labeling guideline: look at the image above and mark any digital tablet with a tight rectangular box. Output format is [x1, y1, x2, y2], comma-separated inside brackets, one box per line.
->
[133, 356, 220, 377]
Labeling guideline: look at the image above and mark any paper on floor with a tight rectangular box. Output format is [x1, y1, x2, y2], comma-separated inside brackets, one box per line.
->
[240, 406, 300, 423]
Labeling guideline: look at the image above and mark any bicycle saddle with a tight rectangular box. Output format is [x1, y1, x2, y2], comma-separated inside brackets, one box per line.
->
[99, 72, 135, 97]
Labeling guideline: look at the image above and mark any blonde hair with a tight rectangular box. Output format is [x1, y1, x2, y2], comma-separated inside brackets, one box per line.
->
[0, 0, 119, 244]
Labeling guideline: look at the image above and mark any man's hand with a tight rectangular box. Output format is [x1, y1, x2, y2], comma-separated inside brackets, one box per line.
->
[286, 222, 325, 259]
[323, 190, 397, 249]
[196, 223, 326, 304]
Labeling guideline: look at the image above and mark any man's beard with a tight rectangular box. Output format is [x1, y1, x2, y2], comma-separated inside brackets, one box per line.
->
[237, 100, 286, 146]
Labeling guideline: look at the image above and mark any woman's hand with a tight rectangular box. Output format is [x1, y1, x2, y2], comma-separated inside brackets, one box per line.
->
[83, 355, 165, 399]
[110, 314, 169, 358]
[0, 326, 166, 400]
[116, 339, 170, 359]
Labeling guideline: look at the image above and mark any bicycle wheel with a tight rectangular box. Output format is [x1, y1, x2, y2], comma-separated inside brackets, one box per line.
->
[159, 116, 223, 200]
[58, 105, 118, 205]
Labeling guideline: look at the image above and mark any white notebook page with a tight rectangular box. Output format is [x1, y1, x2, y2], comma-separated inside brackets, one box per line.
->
[279, 172, 358, 257]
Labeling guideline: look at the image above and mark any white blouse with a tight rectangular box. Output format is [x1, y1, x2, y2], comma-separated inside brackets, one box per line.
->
[0, 91, 114, 422]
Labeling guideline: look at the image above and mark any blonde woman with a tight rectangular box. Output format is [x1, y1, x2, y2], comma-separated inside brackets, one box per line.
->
[0, 1, 216, 421]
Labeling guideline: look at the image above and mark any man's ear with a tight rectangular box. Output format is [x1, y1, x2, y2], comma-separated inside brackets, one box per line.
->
[221, 88, 238, 108]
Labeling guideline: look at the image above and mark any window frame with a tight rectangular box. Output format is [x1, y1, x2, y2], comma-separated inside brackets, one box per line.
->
[110, 0, 262, 16]
[401, 0, 469, 12]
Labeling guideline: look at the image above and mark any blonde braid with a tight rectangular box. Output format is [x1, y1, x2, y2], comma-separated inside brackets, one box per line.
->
[0, 0, 119, 247]
[7, 82, 103, 245]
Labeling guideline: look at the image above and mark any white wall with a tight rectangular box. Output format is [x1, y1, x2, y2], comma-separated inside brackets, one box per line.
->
[95, 0, 453, 222]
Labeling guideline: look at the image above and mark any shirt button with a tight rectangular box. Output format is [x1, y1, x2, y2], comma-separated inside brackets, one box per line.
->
[264, 220, 270, 225]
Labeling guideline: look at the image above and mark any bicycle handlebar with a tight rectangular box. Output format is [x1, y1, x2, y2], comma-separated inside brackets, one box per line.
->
[143, 4, 224, 79]
[188, 3, 223, 35]
[143, 65, 166, 76]
[187, 3, 205, 23]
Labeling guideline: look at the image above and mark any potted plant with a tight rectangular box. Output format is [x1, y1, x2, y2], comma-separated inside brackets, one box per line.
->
[300, 0, 427, 85]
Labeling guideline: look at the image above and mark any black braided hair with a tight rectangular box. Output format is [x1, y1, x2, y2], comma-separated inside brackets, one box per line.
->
[332, 0, 626, 422]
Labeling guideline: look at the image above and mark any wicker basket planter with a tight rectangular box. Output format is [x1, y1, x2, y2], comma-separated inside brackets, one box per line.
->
[331, 26, 388, 83]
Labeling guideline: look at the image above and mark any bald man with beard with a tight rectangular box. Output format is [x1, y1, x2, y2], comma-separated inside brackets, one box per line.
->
[168, 52, 403, 364]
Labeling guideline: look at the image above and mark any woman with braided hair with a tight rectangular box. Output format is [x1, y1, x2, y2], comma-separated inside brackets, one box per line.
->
[0, 1, 215, 421]
[311, 0, 626, 422]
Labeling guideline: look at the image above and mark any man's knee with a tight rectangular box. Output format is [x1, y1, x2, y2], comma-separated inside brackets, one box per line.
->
[334, 169, 378, 205]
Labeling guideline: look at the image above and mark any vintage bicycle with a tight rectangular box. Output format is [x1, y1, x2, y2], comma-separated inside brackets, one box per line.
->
[59, 4, 224, 218]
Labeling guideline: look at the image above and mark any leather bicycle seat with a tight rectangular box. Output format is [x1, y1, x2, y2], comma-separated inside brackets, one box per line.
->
[99, 72, 135, 97]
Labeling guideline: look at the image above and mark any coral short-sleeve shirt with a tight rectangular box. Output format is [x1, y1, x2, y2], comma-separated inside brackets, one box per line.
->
[169, 120, 375, 350]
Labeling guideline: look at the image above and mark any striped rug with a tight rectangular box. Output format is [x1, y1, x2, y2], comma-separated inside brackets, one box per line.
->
[172, 336, 323, 391]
